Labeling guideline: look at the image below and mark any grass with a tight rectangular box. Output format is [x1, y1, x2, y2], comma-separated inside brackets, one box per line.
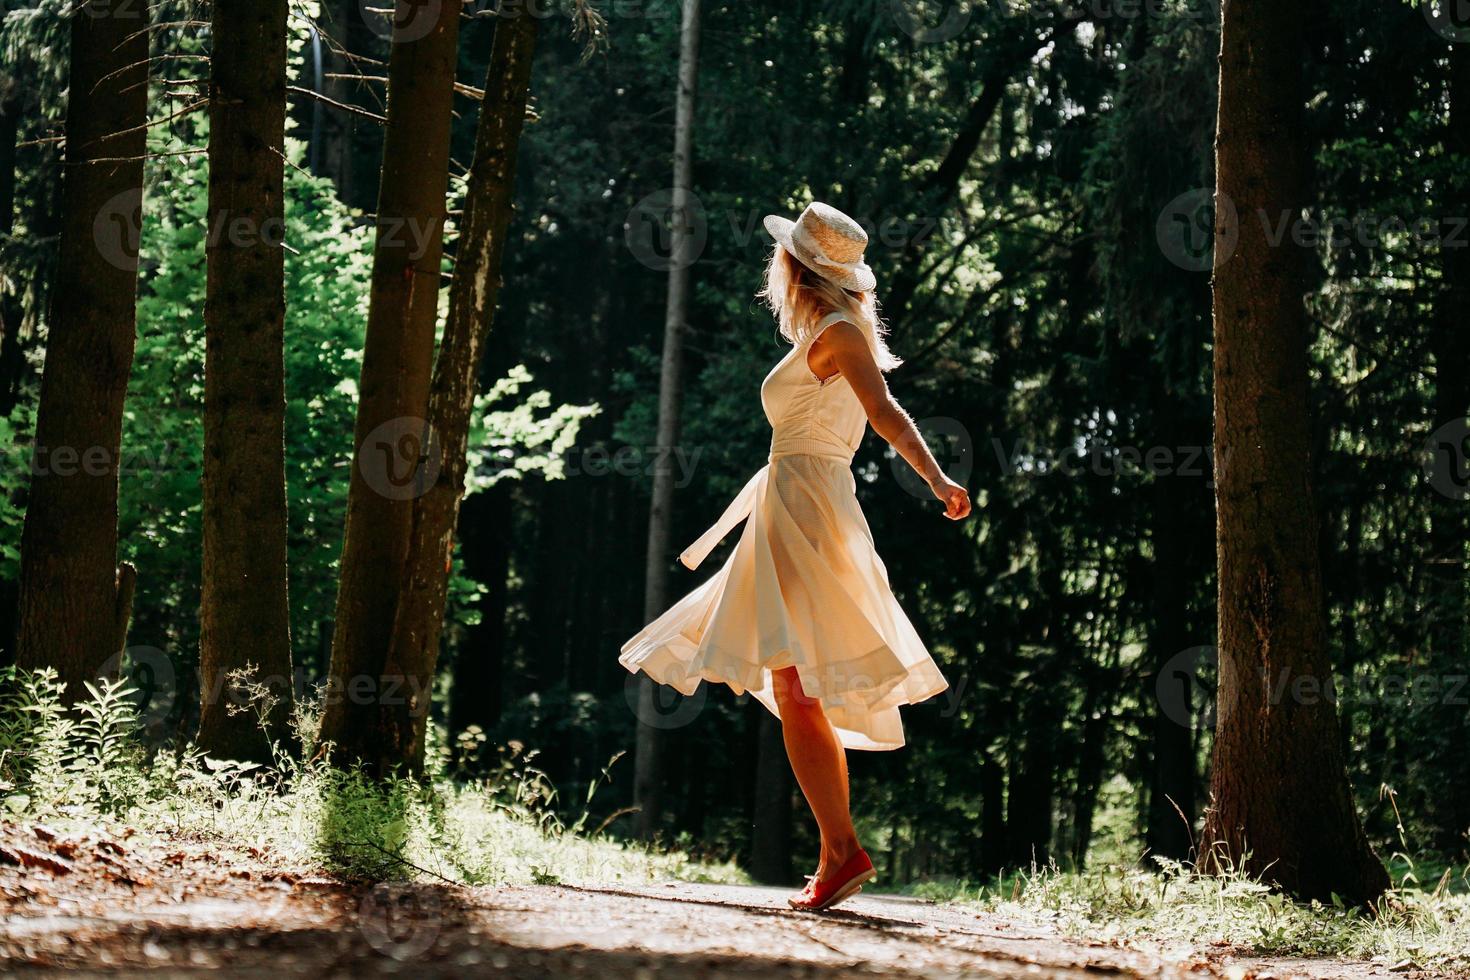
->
[895, 857, 1470, 975]
[0, 667, 744, 890]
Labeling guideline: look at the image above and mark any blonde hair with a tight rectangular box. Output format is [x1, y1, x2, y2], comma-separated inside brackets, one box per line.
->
[757, 245, 902, 372]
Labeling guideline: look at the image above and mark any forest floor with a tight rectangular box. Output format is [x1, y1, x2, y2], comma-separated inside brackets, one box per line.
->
[0, 821, 1441, 979]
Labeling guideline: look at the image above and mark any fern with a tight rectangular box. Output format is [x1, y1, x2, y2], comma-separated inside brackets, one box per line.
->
[69, 678, 145, 813]
[0, 667, 76, 813]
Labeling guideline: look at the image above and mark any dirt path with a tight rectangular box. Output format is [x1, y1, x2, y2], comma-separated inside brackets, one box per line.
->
[0, 822, 1421, 978]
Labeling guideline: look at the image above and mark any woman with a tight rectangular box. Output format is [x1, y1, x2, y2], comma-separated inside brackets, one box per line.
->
[620, 202, 971, 911]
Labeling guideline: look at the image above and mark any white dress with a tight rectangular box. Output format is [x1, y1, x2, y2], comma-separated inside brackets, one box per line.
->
[619, 313, 948, 750]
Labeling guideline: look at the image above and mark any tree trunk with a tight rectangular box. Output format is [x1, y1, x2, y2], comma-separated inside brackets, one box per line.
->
[317, 0, 373, 206]
[634, 0, 702, 842]
[0, 82, 21, 663]
[1146, 476, 1197, 862]
[14, 0, 148, 701]
[1426, 38, 1470, 851]
[1197, 0, 1387, 904]
[978, 751, 1006, 875]
[1005, 727, 1054, 868]
[449, 482, 513, 742]
[749, 709, 793, 883]
[316, 0, 460, 768]
[357, 11, 538, 776]
[197, 0, 294, 760]
[1070, 674, 1109, 868]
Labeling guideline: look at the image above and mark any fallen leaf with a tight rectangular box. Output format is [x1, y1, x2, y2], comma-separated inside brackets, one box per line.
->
[0, 843, 75, 876]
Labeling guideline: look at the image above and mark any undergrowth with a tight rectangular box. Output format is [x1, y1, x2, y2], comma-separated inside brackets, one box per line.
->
[904, 856, 1470, 975]
[0, 667, 741, 889]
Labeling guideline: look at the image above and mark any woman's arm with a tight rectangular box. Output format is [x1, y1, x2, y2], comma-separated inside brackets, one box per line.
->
[811, 322, 972, 521]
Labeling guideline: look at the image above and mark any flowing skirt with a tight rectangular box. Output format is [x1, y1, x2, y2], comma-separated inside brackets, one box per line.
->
[619, 454, 948, 750]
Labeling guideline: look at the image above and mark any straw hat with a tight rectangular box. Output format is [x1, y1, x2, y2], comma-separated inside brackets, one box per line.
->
[763, 202, 876, 293]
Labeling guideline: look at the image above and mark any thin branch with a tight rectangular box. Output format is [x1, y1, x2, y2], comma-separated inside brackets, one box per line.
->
[33, 99, 209, 153]
[323, 72, 486, 102]
[80, 147, 206, 165]
[335, 840, 464, 887]
[103, 99, 210, 144]
[96, 53, 205, 92]
[286, 85, 387, 124]
[304, 15, 389, 114]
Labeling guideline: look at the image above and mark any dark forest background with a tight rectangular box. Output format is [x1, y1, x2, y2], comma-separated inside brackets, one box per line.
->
[1, 0, 1467, 887]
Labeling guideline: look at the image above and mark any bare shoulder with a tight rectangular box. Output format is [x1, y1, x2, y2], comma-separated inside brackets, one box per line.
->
[814, 318, 869, 353]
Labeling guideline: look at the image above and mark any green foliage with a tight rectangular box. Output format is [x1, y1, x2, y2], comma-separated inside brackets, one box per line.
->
[0, 668, 738, 888]
[0, 666, 68, 814]
[119, 141, 374, 666]
[0, 402, 33, 579]
[0, 134, 596, 697]
[0, 667, 144, 816]
[918, 858, 1470, 975]
[469, 366, 600, 492]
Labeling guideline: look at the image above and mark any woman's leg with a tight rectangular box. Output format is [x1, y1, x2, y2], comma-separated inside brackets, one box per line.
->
[771, 666, 862, 878]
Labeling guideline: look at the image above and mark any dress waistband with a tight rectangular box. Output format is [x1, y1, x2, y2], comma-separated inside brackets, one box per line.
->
[767, 436, 855, 463]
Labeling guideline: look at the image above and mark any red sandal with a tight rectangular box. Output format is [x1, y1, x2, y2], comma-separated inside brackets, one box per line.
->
[786, 849, 874, 911]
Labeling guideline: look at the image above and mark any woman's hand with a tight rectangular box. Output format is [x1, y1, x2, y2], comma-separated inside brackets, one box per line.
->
[929, 474, 971, 521]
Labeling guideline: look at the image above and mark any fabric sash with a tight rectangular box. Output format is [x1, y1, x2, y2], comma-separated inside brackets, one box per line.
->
[679, 465, 770, 571]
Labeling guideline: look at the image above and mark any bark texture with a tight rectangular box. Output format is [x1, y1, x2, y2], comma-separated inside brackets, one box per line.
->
[15, 0, 149, 699]
[1197, 0, 1387, 904]
[316, 0, 460, 768]
[634, 0, 702, 841]
[197, 0, 294, 760]
[351, 11, 539, 776]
